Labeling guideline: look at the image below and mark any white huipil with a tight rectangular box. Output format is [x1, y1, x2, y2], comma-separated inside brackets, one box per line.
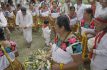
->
[90, 33, 107, 70]
[0, 12, 7, 27]
[16, 10, 33, 43]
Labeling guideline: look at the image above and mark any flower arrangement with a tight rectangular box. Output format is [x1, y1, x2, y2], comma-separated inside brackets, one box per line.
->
[24, 49, 51, 70]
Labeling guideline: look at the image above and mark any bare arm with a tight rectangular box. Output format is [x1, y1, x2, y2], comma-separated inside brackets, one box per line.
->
[63, 54, 82, 70]
[52, 54, 83, 70]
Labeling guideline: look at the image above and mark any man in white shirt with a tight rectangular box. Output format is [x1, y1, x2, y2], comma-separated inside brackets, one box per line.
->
[90, 13, 107, 70]
[16, 7, 33, 48]
[94, 0, 107, 18]
[60, 0, 72, 15]
[0, 8, 7, 27]
[74, 0, 91, 21]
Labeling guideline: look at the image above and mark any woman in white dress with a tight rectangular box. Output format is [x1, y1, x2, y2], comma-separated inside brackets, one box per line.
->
[50, 15, 83, 70]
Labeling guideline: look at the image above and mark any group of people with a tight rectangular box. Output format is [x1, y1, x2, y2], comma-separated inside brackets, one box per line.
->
[0, 0, 107, 70]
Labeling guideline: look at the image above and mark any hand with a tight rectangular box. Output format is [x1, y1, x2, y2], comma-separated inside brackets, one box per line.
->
[52, 64, 60, 70]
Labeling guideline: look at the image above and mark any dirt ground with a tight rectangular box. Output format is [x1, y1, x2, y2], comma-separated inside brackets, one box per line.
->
[10, 29, 46, 63]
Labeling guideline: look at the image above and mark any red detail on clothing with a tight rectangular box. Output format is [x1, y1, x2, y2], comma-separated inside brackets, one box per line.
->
[81, 19, 85, 27]
[95, 17, 107, 24]
[90, 31, 106, 58]
[54, 36, 58, 43]
[81, 19, 95, 29]
[90, 21, 95, 29]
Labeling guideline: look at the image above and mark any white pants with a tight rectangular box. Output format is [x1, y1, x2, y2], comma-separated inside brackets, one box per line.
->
[23, 28, 32, 43]
[45, 37, 50, 46]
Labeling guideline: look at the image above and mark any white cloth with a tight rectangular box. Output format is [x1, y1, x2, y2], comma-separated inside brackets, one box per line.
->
[23, 28, 32, 43]
[4, 11, 14, 18]
[70, 17, 78, 26]
[0, 52, 15, 70]
[51, 44, 73, 64]
[94, 2, 107, 18]
[94, 2, 102, 18]
[45, 38, 50, 46]
[91, 33, 107, 70]
[96, 7, 107, 18]
[40, 11, 49, 17]
[51, 13, 59, 18]
[0, 12, 7, 27]
[16, 10, 33, 43]
[74, 4, 91, 21]
[60, 3, 72, 14]
[51, 42, 82, 64]
[66, 14, 78, 26]
[42, 26, 51, 45]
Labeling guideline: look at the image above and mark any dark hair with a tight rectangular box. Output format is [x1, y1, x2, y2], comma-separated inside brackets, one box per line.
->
[6, 3, 10, 8]
[0, 28, 5, 41]
[8, 0, 13, 6]
[69, 6, 75, 11]
[44, 19, 49, 24]
[56, 15, 71, 32]
[85, 8, 94, 18]
[17, 4, 22, 8]
[21, 7, 26, 12]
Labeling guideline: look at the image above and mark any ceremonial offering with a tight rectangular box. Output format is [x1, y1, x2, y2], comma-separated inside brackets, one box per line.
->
[24, 49, 51, 70]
